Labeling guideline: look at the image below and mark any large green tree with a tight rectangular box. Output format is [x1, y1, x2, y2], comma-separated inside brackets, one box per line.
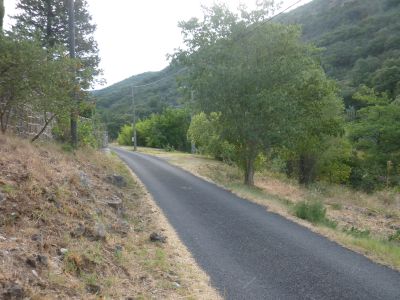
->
[174, 4, 343, 185]
[12, 0, 100, 88]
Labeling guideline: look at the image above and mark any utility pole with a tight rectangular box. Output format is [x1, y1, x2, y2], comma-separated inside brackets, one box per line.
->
[0, 0, 5, 32]
[131, 87, 137, 151]
[68, 0, 78, 147]
[190, 90, 196, 154]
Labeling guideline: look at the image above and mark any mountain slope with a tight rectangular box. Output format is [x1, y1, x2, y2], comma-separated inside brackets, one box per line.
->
[94, 66, 185, 138]
[278, 0, 400, 103]
[95, 0, 400, 137]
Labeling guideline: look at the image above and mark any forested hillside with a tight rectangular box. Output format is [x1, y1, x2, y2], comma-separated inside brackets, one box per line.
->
[96, 0, 400, 137]
[279, 0, 400, 104]
[94, 66, 184, 138]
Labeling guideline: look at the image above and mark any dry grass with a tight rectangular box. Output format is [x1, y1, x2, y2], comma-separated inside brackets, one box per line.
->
[133, 146, 400, 271]
[0, 135, 219, 299]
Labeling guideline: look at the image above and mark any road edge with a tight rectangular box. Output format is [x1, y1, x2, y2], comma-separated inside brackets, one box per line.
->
[115, 151, 222, 299]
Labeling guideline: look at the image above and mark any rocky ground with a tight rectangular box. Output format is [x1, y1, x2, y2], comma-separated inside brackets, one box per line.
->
[0, 136, 219, 299]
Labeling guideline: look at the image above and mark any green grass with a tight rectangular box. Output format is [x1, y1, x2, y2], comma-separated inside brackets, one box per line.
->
[343, 227, 370, 238]
[340, 234, 400, 269]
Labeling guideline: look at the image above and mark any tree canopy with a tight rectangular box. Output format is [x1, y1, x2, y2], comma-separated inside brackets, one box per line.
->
[12, 0, 101, 88]
[174, 4, 343, 185]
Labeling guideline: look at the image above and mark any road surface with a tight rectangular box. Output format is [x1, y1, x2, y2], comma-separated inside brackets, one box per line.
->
[112, 147, 400, 300]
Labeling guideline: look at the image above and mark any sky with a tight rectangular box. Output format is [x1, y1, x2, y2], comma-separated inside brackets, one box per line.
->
[3, 0, 311, 89]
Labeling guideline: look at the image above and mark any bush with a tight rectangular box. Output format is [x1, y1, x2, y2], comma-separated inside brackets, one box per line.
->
[117, 124, 133, 146]
[294, 201, 327, 224]
[389, 230, 400, 243]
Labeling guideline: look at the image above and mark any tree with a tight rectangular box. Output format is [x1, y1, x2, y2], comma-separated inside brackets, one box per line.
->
[135, 108, 191, 151]
[348, 86, 400, 188]
[174, 4, 341, 185]
[12, 0, 100, 88]
[284, 70, 345, 185]
[187, 112, 235, 162]
[0, 35, 75, 135]
[0, 0, 4, 31]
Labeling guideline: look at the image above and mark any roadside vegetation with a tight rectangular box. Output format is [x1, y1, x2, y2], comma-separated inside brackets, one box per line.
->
[128, 146, 400, 271]
[115, 1, 400, 268]
[0, 135, 219, 299]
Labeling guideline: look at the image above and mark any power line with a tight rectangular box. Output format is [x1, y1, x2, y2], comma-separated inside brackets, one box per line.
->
[131, 67, 187, 89]
[128, 0, 304, 90]
[236, 0, 305, 40]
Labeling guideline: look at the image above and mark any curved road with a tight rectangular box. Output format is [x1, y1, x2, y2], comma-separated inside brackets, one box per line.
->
[113, 147, 400, 300]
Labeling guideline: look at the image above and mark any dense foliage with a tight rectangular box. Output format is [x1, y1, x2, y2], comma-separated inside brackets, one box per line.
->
[102, 0, 400, 191]
[175, 4, 344, 185]
[94, 66, 183, 139]
[278, 0, 400, 105]
[13, 0, 101, 88]
[0, 0, 102, 147]
[117, 108, 190, 151]
[0, 35, 75, 136]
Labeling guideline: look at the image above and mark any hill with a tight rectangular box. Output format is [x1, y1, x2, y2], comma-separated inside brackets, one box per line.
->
[94, 66, 185, 139]
[278, 0, 400, 104]
[0, 135, 218, 299]
[95, 0, 400, 137]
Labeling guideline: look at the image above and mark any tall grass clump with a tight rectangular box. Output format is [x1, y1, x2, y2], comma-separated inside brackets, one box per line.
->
[294, 201, 336, 228]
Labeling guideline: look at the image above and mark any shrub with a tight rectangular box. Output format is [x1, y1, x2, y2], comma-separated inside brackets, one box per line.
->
[294, 201, 327, 224]
[389, 230, 400, 243]
[117, 124, 133, 146]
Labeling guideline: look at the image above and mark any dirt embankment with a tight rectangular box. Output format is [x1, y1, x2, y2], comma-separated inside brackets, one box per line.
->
[0, 136, 219, 299]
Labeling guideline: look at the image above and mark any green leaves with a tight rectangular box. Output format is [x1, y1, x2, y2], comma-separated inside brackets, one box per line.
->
[0, 34, 75, 133]
[176, 4, 344, 185]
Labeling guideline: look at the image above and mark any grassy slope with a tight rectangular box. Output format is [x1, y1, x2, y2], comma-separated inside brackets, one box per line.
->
[0, 136, 219, 299]
[133, 147, 400, 271]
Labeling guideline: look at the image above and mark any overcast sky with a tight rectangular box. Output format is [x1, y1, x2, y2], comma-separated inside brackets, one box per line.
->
[3, 0, 311, 89]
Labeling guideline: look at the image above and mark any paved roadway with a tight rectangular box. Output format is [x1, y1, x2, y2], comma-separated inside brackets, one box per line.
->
[112, 147, 400, 300]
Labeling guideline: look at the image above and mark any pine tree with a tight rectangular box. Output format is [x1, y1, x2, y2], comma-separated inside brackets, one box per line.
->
[12, 0, 100, 88]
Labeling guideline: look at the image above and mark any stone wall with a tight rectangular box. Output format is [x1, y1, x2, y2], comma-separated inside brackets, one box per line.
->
[8, 110, 54, 140]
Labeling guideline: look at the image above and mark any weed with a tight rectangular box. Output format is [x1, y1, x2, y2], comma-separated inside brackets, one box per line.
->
[82, 272, 98, 286]
[0, 184, 16, 194]
[85, 242, 104, 265]
[294, 201, 326, 223]
[343, 227, 370, 238]
[64, 252, 80, 274]
[389, 230, 400, 243]
[330, 202, 343, 210]
[114, 248, 123, 264]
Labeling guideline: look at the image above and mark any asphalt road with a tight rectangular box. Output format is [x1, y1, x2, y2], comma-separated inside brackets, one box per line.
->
[112, 147, 400, 300]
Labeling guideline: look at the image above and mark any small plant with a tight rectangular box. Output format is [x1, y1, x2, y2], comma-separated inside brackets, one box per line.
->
[330, 202, 343, 210]
[0, 184, 15, 194]
[388, 230, 400, 243]
[343, 227, 370, 238]
[294, 201, 326, 223]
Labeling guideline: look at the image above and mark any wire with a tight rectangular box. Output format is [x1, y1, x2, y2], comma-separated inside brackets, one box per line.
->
[237, 0, 305, 39]
[131, 67, 187, 89]
[129, 0, 305, 90]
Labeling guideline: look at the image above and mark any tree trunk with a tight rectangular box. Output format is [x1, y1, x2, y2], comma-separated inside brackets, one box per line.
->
[0, 0, 4, 31]
[31, 113, 56, 142]
[298, 154, 316, 185]
[285, 159, 295, 178]
[244, 149, 257, 186]
[68, 0, 78, 147]
[0, 110, 9, 134]
[244, 155, 255, 186]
